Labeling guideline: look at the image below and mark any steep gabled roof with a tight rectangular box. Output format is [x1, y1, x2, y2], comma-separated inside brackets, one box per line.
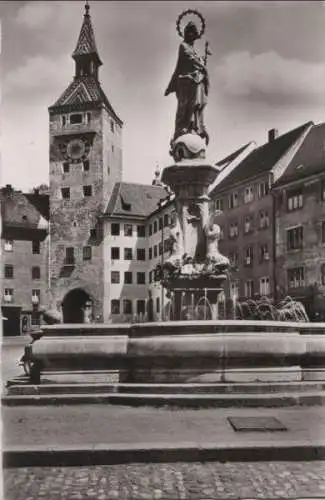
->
[105, 182, 169, 218]
[215, 122, 312, 192]
[216, 143, 251, 169]
[49, 76, 122, 123]
[274, 122, 325, 186]
[0, 188, 49, 231]
[72, 2, 102, 64]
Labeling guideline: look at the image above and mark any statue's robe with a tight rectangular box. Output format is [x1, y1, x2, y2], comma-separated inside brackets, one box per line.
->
[165, 42, 208, 140]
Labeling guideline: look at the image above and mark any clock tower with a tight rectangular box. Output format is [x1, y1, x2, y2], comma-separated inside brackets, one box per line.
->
[48, 1, 123, 322]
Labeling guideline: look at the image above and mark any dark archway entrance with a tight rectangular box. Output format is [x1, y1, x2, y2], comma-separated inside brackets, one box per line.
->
[62, 289, 91, 323]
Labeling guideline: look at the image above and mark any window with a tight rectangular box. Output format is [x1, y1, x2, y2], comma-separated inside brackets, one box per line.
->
[111, 299, 120, 314]
[4, 265, 14, 279]
[159, 242, 163, 256]
[259, 210, 270, 229]
[244, 216, 253, 234]
[156, 297, 160, 314]
[244, 186, 254, 204]
[110, 120, 115, 133]
[4, 240, 13, 252]
[164, 239, 169, 253]
[32, 266, 41, 280]
[123, 299, 132, 315]
[287, 189, 303, 211]
[215, 199, 223, 211]
[111, 271, 120, 284]
[86, 112, 91, 124]
[149, 224, 153, 236]
[287, 226, 303, 250]
[124, 271, 133, 284]
[111, 223, 120, 236]
[111, 247, 120, 260]
[321, 264, 325, 285]
[245, 280, 254, 298]
[154, 221, 158, 233]
[83, 185, 92, 197]
[322, 222, 325, 243]
[149, 271, 152, 284]
[229, 192, 238, 209]
[63, 162, 70, 173]
[4, 288, 13, 303]
[229, 222, 238, 238]
[137, 225, 146, 238]
[159, 217, 163, 230]
[154, 245, 158, 258]
[259, 276, 270, 296]
[229, 249, 238, 268]
[124, 224, 133, 237]
[137, 300, 146, 316]
[244, 246, 253, 266]
[61, 187, 70, 199]
[137, 272, 146, 284]
[32, 289, 40, 305]
[288, 268, 305, 288]
[124, 248, 133, 260]
[258, 181, 269, 198]
[70, 113, 83, 124]
[32, 240, 40, 254]
[149, 247, 153, 260]
[83, 160, 89, 172]
[65, 247, 74, 265]
[90, 228, 97, 240]
[137, 248, 146, 261]
[83, 246, 92, 261]
[62, 116, 66, 127]
[260, 244, 269, 262]
[163, 214, 169, 227]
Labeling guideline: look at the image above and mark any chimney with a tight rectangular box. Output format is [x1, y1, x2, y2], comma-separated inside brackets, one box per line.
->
[268, 128, 279, 142]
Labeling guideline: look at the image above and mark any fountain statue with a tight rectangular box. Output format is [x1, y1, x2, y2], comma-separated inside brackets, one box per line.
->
[159, 9, 229, 319]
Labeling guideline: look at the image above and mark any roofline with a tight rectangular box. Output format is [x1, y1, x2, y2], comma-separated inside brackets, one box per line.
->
[272, 169, 325, 191]
[208, 142, 256, 196]
[48, 101, 123, 126]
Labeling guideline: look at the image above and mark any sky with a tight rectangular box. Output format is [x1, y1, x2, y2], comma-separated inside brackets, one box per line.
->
[1, 0, 325, 192]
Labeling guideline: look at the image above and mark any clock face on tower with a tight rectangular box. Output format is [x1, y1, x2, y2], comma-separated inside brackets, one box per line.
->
[60, 137, 90, 163]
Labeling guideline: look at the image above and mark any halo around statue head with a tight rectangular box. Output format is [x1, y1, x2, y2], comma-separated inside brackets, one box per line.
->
[176, 9, 206, 40]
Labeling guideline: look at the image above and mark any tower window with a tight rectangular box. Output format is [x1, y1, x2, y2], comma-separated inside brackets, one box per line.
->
[65, 247, 75, 265]
[63, 162, 70, 173]
[61, 187, 70, 199]
[83, 185, 92, 197]
[83, 246, 92, 261]
[83, 160, 89, 172]
[70, 113, 83, 124]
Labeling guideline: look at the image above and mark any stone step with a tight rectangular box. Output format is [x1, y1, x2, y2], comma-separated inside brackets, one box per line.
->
[2, 390, 325, 408]
[6, 381, 325, 396]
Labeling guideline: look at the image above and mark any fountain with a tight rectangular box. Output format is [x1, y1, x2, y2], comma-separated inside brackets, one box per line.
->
[5, 10, 325, 406]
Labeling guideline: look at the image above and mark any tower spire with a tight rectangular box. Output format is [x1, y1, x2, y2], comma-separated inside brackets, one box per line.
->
[72, 0, 102, 79]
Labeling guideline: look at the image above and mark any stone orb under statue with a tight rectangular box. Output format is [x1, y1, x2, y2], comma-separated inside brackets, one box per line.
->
[171, 133, 206, 162]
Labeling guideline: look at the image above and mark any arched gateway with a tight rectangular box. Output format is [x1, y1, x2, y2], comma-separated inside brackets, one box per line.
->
[62, 288, 92, 324]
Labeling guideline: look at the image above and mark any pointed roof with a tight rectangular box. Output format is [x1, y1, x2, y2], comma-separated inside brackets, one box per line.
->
[72, 1, 102, 65]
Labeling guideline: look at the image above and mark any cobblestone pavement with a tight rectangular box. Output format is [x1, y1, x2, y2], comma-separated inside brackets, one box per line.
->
[3, 461, 325, 499]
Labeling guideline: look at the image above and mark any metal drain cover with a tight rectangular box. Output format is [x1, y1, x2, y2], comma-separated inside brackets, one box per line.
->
[228, 416, 287, 432]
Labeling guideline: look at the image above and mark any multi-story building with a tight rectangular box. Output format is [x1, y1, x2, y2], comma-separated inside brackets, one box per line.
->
[210, 123, 312, 301]
[273, 122, 325, 318]
[1, 185, 49, 335]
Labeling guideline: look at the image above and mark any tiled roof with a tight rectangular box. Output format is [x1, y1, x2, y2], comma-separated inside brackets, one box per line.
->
[274, 122, 325, 186]
[105, 182, 170, 218]
[0, 188, 49, 231]
[216, 143, 251, 168]
[49, 76, 122, 123]
[72, 5, 102, 64]
[215, 122, 312, 192]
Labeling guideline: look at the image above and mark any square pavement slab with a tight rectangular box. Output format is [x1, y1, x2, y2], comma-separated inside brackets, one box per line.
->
[228, 415, 288, 432]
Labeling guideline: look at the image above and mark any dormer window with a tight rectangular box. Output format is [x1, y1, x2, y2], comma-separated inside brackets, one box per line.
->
[70, 113, 83, 124]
